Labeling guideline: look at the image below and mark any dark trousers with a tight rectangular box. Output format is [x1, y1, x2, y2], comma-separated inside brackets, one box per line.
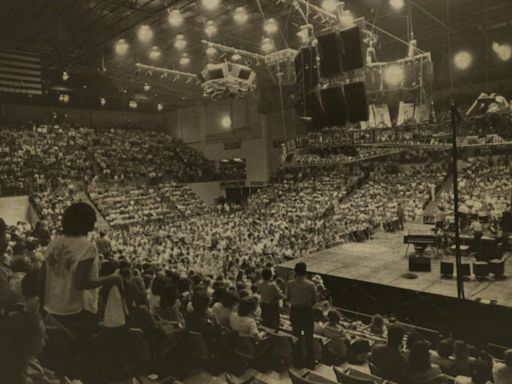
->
[290, 306, 314, 366]
[261, 302, 280, 330]
[52, 310, 99, 358]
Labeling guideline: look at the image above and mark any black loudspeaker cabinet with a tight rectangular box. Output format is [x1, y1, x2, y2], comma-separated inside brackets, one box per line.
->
[295, 46, 319, 94]
[317, 32, 343, 77]
[295, 92, 326, 132]
[340, 26, 364, 71]
[344, 82, 369, 123]
[440, 261, 454, 276]
[320, 86, 347, 126]
[409, 256, 431, 272]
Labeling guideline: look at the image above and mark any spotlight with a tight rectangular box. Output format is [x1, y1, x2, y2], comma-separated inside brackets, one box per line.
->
[168, 9, 183, 27]
[231, 53, 242, 62]
[261, 37, 274, 53]
[149, 46, 161, 60]
[174, 34, 187, 50]
[389, 0, 405, 10]
[179, 53, 191, 66]
[157, 103, 164, 111]
[205, 20, 218, 37]
[264, 18, 279, 34]
[206, 46, 218, 56]
[492, 42, 512, 61]
[62, 71, 69, 81]
[321, 0, 337, 13]
[144, 83, 151, 91]
[59, 94, 70, 103]
[454, 51, 473, 70]
[129, 100, 138, 109]
[220, 115, 232, 129]
[383, 64, 404, 86]
[138, 25, 153, 43]
[115, 39, 129, 56]
[201, 0, 220, 11]
[233, 6, 249, 24]
[100, 97, 106, 106]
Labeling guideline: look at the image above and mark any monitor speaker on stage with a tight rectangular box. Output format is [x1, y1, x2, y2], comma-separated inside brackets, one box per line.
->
[321, 86, 347, 126]
[295, 46, 319, 93]
[344, 82, 369, 123]
[409, 256, 431, 272]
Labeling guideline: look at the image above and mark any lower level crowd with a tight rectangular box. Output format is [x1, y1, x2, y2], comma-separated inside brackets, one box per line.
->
[1, 204, 511, 384]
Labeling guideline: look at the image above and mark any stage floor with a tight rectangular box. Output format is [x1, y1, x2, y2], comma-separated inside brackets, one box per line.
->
[279, 223, 512, 308]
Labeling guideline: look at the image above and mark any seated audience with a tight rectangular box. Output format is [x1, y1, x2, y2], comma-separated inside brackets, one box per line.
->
[493, 349, 512, 384]
[370, 324, 409, 383]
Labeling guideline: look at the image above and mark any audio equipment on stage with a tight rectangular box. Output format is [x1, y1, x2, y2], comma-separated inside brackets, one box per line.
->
[408, 256, 431, 272]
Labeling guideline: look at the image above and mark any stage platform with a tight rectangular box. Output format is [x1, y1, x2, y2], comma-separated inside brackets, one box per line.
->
[278, 223, 512, 308]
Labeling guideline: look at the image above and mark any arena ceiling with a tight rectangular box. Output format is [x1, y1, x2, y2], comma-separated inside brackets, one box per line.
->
[1, 0, 512, 110]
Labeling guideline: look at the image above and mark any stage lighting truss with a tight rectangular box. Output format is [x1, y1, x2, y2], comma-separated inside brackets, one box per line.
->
[200, 40, 297, 86]
[201, 77, 256, 100]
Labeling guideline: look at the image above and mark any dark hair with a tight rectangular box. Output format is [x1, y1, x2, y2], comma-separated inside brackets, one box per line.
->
[409, 340, 432, 373]
[160, 284, 178, 308]
[387, 324, 405, 348]
[436, 338, 453, 359]
[327, 309, 340, 324]
[295, 262, 307, 276]
[61, 203, 96, 236]
[470, 359, 492, 384]
[10, 256, 31, 273]
[238, 297, 257, 317]
[151, 275, 168, 296]
[261, 268, 272, 281]
[221, 290, 239, 309]
[191, 290, 211, 314]
[313, 307, 325, 322]
[453, 340, 469, 361]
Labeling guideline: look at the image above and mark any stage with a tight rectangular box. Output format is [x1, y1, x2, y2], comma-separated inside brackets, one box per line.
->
[278, 222, 512, 308]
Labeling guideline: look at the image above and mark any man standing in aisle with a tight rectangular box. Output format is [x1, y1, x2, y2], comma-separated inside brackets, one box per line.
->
[287, 262, 317, 368]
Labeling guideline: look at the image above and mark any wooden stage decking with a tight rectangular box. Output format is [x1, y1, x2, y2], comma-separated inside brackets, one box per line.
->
[278, 223, 512, 308]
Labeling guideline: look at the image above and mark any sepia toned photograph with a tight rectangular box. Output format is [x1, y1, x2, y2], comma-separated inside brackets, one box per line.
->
[0, 1, 512, 383]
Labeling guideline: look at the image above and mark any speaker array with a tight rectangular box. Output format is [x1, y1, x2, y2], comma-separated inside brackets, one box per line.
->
[295, 26, 368, 130]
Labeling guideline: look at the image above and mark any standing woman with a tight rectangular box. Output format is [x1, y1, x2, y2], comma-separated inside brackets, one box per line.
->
[41, 202, 120, 353]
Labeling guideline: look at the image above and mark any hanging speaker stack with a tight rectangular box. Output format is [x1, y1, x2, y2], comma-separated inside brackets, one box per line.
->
[295, 25, 369, 130]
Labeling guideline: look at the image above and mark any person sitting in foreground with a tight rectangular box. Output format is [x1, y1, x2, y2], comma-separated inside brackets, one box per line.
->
[321, 309, 349, 363]
[185, 289, 221, 348]
[408, 340, 450, 384]
[431, 338, 454, 374]
[0, 310, 79, 384]
[445, 340, 476, 377]
[211, 289, 239, 328]
[370, 324, 409, 383]
[493, 349, 512, 384]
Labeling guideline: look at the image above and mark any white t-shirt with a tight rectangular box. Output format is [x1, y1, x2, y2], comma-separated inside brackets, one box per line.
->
[44, 236, 99, 315]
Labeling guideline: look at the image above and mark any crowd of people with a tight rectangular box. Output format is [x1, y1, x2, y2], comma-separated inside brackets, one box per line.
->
[1, 207, 511, 384]
[0, 121, 219, 197]
[436, 156, 512, 225]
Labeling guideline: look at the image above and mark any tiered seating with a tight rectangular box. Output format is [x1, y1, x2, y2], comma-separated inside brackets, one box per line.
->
[159, 183, 207, 217]
[88, 185, 180, 226]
